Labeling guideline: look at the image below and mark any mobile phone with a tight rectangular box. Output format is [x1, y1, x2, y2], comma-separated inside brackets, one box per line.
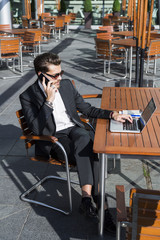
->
[39, 73, 50, 85]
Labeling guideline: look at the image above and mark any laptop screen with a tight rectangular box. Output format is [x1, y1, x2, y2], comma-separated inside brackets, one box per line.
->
[140, 98, 156, 127]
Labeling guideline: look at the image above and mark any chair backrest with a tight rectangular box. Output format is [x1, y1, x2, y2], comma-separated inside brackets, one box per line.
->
[99, 26, 114, 33]
[41, 12, 51, 19]
[104, 13, 113, 19]
[16, 109, 35, 150]
[69, 13, 76, 20]
[23, 31, 35, 42]
[42, 24, 51, 34]
[55, 16, 65, 28]
[127, 188, 160, 240]
[0, 24, 11, 31]
[26, 29, 42, 42]
[62, 14, 71, 24]
[147, 40, 160, 57]
[94, 38, 111, 57]
[22, 19, 29, 28]
[96, 32, 113, 40]
[102, 18, 112, 26]
[0, 38, 21, 57]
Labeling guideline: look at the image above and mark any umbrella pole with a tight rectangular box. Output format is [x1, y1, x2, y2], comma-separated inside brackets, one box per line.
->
[139, 48, 145, 87]
[135, 38, 140, 84]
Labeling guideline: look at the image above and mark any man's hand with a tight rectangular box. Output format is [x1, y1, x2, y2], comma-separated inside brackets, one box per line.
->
[42, 75, 57, 102]
[112, 111, 133, 123]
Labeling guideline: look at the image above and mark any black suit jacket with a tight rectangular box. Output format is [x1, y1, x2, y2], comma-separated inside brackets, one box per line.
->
[20, 79, 112, 157]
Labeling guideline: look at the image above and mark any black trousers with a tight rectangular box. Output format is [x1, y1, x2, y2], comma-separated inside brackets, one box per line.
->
[50, 126, 99, 196]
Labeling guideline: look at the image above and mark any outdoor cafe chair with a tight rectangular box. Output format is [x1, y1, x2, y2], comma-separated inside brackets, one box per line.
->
[62, 14, 71, 34]
[42, 24, 52, 42]
[94, 37, 127, 80]
[145, 39, 160, 75]
[0, 24, 11, 37]
[116, 185, 160, 240]
[0, 37, 23, 79]
[22, 31, 41, 57]
[53, 16, 65, 40]
[16, 80, 101, 215]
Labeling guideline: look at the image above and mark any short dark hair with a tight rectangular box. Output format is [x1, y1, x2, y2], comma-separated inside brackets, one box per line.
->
[34, 52, 61, 75]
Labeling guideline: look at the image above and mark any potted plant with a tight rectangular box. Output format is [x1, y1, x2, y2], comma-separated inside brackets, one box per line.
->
[112, 0, 121, 17]
[84, 0, 92, 29]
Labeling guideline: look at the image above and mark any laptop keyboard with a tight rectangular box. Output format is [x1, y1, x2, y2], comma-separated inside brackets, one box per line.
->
[123, 119, 138, 130]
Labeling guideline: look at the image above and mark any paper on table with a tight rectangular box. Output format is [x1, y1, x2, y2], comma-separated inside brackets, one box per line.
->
[119, 110, 141, 117]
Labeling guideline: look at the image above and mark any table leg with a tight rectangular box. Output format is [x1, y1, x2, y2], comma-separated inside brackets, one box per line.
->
[98, 153, 106, 236]
[129, 46, 133, 87]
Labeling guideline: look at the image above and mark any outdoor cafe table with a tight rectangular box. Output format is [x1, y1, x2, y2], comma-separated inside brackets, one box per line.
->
[112, 38, 136, 87]
[93, 86, 160, 236]
[0, 28, 42, 37]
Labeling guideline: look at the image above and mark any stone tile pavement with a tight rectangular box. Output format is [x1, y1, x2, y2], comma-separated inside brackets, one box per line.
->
[0, 29, 160, 240]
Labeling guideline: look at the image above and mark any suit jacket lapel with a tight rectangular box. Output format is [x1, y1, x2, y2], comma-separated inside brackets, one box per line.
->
[34, 80, 46, 107]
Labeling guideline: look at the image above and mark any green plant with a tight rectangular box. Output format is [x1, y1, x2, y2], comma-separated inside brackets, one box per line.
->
[60, 0, 67, 13]
[84, 0, 92, 12]
[112, 0, 120, 12]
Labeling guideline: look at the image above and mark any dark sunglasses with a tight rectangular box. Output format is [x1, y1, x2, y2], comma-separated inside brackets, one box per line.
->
[45, 70, 64, 79]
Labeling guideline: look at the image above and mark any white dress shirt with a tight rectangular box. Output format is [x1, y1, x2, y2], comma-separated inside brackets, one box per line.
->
[38, 79, 75, 132]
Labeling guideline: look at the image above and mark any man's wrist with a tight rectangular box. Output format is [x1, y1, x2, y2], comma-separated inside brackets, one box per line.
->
[109, 111, 114, 119]
[45, 101, 53, 109]
[110, 111, 118, 119]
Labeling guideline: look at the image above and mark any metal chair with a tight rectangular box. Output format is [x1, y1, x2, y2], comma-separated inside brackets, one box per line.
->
[0, 37, 23, 79]
[53, 16, 65, 40]
[16, 81, 102, 215]
[145, 39, 160, 75]
[94, 37, 127, 80]
[22, 31, 41, 57]
[116, 185, 160, 240]
[16, 109, 78, 215]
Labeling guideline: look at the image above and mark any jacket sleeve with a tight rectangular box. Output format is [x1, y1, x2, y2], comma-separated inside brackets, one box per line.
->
[70, 82, 112, 119]
[19, 87, 55, 136]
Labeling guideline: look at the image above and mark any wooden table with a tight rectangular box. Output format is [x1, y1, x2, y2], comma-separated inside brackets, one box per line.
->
[112, 39, 136, 87]
[0, 28, 42, 36]
[93, 87, 160, 236]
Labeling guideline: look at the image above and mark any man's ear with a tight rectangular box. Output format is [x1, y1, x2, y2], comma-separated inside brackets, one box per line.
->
[37, 72, 41, 76]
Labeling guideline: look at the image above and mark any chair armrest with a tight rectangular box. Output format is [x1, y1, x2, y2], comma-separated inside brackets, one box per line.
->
[116, 185, 127, 222]
[79, 114, 90, 123]
[20, 135, 58, 143]
[82, 94, 102, 99]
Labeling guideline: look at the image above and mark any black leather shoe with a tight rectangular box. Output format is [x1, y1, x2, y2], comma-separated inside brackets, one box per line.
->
[104, 209, 116, 234]
[79, 197, 98, 220]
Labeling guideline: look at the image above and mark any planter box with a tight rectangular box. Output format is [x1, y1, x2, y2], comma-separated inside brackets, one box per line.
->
[84, 12, 92, 29]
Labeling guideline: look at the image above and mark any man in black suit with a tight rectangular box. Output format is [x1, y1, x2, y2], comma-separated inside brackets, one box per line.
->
[20, 52, 132, 233]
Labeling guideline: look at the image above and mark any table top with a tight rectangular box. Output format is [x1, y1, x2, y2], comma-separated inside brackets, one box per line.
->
[93, 87, 160, 156]
[0, 28, 42, 35]
[112, 38, 136, 47]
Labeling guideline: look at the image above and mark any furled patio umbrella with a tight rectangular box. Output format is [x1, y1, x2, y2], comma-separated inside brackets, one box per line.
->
[139, 0, 154, 86]
[24, 0, 31, 20]
[37, 0, 44, 27]
[37, 0, 44, 16]
[56, 0, 60, 11]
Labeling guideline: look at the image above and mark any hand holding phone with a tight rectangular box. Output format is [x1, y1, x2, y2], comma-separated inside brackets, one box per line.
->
[39, 72, 56, 102]
[39, 73, 50, 86]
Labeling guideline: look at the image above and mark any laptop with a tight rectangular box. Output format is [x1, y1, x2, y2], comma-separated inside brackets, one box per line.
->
[110, 98, 156, 133]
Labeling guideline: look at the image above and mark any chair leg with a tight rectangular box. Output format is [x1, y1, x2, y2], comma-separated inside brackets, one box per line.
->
[20, 175, 78, 215]
[20, 141, 79, 215]
[116, 221, 121, 240]
[154, 59, 157, 75]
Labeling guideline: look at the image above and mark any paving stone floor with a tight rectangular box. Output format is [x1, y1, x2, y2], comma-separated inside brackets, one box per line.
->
[0, 29, 160, 240]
